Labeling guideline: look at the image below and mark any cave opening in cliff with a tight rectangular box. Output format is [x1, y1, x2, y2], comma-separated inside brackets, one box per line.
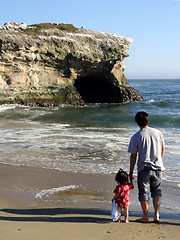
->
[74, 74, 123, 103]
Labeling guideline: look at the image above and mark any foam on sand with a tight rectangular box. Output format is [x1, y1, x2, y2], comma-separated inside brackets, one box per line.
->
[35, 185, 80, 199]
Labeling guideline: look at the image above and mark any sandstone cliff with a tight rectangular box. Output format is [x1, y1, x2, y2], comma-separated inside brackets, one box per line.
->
[0, 22, 143, 106]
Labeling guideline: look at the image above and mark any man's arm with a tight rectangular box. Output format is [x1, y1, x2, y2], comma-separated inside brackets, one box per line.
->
[129, 153, 137, 183]
[161, 145, 165, 158]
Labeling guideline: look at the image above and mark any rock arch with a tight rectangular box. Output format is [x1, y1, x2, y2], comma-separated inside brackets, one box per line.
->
[74, 73, 124, 103]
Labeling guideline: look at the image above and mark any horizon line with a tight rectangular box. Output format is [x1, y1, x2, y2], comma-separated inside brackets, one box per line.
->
[127, 78, 180, 80]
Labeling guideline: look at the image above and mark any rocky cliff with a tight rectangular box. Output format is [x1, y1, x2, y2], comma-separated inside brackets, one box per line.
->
[0, 22, 143, 106]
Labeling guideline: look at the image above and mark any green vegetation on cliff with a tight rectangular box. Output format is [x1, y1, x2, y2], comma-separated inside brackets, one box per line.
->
[21, 23, 79, 34]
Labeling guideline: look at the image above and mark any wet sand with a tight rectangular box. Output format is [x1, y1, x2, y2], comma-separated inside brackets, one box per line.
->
[0, 163, 179, 240]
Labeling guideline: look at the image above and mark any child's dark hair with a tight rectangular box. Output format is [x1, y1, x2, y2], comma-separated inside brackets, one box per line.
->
[115, 168, 129, 185]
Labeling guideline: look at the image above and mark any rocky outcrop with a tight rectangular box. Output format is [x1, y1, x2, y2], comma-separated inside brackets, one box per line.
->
[0, 22, 143, 106]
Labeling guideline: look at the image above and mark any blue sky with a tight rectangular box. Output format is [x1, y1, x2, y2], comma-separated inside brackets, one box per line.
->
[1, 0, 180, 79]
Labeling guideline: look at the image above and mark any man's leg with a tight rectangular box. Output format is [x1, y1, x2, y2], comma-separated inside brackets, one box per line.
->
[139, 200, 149, 222]
[153, 195, 161, 222]
[150, 170, 162, 222]
[137, 168, 150, 223]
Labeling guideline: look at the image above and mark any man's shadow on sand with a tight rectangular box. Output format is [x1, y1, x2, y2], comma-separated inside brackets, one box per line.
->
[0, 208, 179, 225]
[0, 208, 111, 223]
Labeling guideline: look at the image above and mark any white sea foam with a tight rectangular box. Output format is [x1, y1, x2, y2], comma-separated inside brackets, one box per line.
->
[0, 102, 179, 184]
[0, 104, 17, 112]
[35, 185, 80, 199]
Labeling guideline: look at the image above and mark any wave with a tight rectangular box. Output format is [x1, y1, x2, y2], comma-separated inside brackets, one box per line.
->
[0, 104, 18, 112]
[0, 103, 179, 127]
[146, 99, 180, 104]
[149, 115, 180, 127]
[35, 185, 80, 199]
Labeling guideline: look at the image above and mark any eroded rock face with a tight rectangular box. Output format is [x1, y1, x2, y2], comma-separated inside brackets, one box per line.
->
[0, 22, 143, 105]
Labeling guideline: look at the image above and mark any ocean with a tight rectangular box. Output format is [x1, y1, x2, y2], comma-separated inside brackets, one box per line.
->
[0, 79, 179, 215]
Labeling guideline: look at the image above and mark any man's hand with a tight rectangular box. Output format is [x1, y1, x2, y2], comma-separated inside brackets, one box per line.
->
[129, 172, 134, 183]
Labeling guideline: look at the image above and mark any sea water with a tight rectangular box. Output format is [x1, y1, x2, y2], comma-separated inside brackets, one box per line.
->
[0, 79, 179, 213]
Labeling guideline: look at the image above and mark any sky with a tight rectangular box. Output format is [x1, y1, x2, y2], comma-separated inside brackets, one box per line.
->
[1, 0, 180, 79]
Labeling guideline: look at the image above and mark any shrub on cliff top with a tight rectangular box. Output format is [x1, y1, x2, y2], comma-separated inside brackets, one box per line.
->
[21, 23, 78, 34]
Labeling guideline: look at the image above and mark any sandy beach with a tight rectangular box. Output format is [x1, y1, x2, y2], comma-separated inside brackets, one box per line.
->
[0, 163, 179, 240]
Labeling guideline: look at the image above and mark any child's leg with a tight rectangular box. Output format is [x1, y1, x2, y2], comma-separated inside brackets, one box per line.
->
[124, 206, 129, 223]
[117, 206, 122, 222]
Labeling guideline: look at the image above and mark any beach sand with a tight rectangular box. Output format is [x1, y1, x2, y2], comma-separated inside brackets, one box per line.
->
[0, 163, 179, 240]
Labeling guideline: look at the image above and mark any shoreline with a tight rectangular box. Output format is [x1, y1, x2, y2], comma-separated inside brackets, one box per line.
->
[0, 163, 179, 240]
[0, 163, 179, 219]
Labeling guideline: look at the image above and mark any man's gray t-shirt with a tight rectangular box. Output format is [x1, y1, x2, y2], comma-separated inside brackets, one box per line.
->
[128, 127, 165, 171]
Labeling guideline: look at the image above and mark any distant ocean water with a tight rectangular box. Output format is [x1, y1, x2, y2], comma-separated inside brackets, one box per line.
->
[0, 79, 179, 213]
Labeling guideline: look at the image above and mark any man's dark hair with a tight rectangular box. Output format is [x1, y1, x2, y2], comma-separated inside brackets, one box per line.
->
[135, 111, 149, 127]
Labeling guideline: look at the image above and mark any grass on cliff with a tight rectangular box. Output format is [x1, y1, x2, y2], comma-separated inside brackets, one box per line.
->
[21, 23, 79, 34]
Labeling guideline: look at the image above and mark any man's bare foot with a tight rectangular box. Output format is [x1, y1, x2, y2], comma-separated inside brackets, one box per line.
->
[125, 220, 129, 223]
[154, 213, 160, 222]
[135, 217, 149, 223]
[154, 219, 160, 224]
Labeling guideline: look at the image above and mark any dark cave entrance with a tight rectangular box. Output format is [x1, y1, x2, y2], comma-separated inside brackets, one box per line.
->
[74, 74, 123, 103]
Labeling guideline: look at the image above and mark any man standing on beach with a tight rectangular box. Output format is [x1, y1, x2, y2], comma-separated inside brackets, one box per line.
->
[128, 111, 165, 223]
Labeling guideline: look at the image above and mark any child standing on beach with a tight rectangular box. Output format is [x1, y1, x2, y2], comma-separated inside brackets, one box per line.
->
[112, 168, 134, 223]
